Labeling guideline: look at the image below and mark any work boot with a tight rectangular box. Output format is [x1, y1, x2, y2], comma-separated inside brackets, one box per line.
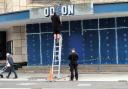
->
[0, 74, 3, 78]
[6, 76, 9, 79]
[13, 77, 17, 79]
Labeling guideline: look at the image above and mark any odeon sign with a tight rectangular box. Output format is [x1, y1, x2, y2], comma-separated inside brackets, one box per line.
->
[44, 5, 74, 17]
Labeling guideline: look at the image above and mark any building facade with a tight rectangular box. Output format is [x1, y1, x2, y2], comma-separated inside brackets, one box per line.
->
[0, 0, 127, 13]
[0, 1, 128, 66]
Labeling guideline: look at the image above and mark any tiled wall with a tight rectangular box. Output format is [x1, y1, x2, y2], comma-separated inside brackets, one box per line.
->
[6, 26, 27, 63]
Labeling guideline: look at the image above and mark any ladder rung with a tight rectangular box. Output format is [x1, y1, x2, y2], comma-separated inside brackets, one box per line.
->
[53, 58, 59, 60]
[54, 51, 59, 53]
[54, 60, 59, 62]
[53, 55, 59, 57]
[54, 58, 59, 59]
[54, 60, 60, 62]
[54, 55, 59, 57]
[54, 57, 59, 59]
[54, 61, 59, 63]
[56, 46, 61, 48]
[54, 54, 59, 55]
[53, 59, 59, 61]
[53, 70, 59, 71]
[53, 65, 59, 67]
[53, 64, 59, 66]
[55, 46, 61, 47]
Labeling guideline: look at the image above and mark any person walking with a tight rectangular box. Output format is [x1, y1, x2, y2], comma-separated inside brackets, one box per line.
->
[6, 53, 18, 79]
[68, 48, 79, 81]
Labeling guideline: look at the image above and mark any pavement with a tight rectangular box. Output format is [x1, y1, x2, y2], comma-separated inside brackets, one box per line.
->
[1, 72, 128, 82]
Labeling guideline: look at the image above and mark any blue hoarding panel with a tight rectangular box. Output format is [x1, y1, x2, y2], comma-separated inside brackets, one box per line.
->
[68, 32, 83, 64]
[41, 33, 53, 65]
[70, 20, 81, 32]
[117, 17, 128, 27]
[70, 20, 83, 64]
[41, 23, 52, 32]
[61, 21, 69, 31]
[99, 18, 115, 28]
[117, 28, 128, 64]
[27, 34, 41, 65]
[100, 29, 116, 64]
[26, 24, 40, 33]
[83, 30, 99, 64]
[61, 32, 70, 65]
[26, 17, 128, 65]
[83, 19, 98, 29]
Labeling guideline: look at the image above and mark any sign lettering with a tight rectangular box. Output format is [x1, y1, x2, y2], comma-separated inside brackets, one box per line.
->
[44, 5, 74, 17]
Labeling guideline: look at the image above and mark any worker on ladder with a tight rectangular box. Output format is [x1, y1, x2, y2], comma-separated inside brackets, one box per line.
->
[51, 12, 61, 42]
[50, 11, 62, 79]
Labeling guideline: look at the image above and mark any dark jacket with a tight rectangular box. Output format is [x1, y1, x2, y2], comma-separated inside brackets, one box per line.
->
[7, 55, 14, 66]
[68, 52, 78, 65]
[51, 13, 61, 33]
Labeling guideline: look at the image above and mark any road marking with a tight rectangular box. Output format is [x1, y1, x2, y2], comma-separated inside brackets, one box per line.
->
[77, 83, 92, 87]
[17, 83, 37, 86]
[42, 88, 71, 89]
[0, 79, 28, 81]
[0, 88, 31, 89]
[29, 77, 46, 81]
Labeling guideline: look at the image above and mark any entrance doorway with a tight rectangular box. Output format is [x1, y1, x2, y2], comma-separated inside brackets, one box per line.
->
[0, 31, 6, 60]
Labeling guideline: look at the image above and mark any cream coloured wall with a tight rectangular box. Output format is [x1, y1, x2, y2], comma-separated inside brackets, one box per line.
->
[71, 0, 128, 3]
[5, 0, 27, 12]
[0, 0, 5, 13]
[92, 0, 128, 3]
[6, 26, 27, 63]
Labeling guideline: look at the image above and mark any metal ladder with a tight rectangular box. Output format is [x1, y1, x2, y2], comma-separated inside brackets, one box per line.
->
[52, 35, 62, 79]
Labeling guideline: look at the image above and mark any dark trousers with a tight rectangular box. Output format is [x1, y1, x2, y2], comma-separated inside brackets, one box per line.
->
[7, 66, 17, 78]
[69, 64, 78, 80]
